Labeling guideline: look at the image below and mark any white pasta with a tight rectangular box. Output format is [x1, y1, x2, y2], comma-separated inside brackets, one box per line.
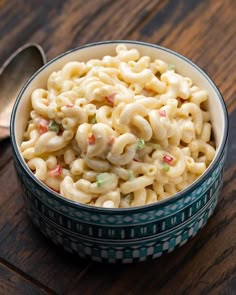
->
[21, 44, 216, 208]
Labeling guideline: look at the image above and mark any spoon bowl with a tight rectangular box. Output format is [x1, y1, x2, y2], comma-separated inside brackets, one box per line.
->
[0, 43, 46, 140]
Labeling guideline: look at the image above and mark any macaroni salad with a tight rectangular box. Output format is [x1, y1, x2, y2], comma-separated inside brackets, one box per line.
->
[21, 44, 216, 208]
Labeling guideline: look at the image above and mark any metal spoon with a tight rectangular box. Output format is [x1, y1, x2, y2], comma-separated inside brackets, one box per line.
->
[0, 43, 46, 140]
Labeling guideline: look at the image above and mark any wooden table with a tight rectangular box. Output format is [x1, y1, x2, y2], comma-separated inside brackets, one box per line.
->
[0, 0, 235, 294]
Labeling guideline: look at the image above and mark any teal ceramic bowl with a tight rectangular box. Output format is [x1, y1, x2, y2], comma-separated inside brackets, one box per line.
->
[10, 41, 228, 263]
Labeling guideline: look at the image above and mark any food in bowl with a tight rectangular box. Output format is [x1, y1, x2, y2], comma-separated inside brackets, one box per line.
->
[20, 44, 216, 208]
[10, 41, 228, 263]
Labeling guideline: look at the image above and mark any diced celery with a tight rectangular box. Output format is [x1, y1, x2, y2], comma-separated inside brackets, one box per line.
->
[150, 143, 161, 150]
[168, 64, 175, 71]
[72, 86, 85, 97]
[124, 194, 133, 204]
[128, 170, 135, 181]
[96, 173, 113, 187]
[48, 120, 60, 133]
[137, 139, 145, 150]
[163, 163, 170, 172]
[89, 115, 97, 124]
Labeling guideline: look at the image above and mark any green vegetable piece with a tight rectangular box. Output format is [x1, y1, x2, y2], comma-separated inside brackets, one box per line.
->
[163, 163, 170, 172]
[168, 64, 175, 71]
[137, 139, 145, 150]
[152, 143, 161, 150]
[128, 170, 135, 181]
[89, 115, 97, 124]
[72, 86, 85, 97]
[48, 120, 60, 133]
[124, 193, 133, 204]
[96, 173, 113, 187]
[72, 86, 79, 92]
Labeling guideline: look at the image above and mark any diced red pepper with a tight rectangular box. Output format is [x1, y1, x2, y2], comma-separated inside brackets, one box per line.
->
[163, 154, 174, 165]
[38, 119, 48, 135]
[88, 134, 95, 145]
[133, 157, 140, 162]
[105, 93, 116, 106]
[107, 137, 115, 146]
[50, 187, 60, 194]
[143, 88, 156, 96]
[48, 164, 62, 177]
[159, 110, 166, 117]
[38, 124, 48, 135]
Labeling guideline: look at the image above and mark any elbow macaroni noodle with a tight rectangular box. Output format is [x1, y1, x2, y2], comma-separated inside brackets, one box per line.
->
[21, 44, 216, 208]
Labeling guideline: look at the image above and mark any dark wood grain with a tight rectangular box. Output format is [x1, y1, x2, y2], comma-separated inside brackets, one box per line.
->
[0, 0, 236, 294]
[0, 261, 48, 295]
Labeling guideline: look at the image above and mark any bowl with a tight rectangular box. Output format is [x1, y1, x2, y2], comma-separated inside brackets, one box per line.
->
[10, 41, 228, 263]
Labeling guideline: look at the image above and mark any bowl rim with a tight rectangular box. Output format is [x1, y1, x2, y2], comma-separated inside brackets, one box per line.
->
[10, 40, 229, 214]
